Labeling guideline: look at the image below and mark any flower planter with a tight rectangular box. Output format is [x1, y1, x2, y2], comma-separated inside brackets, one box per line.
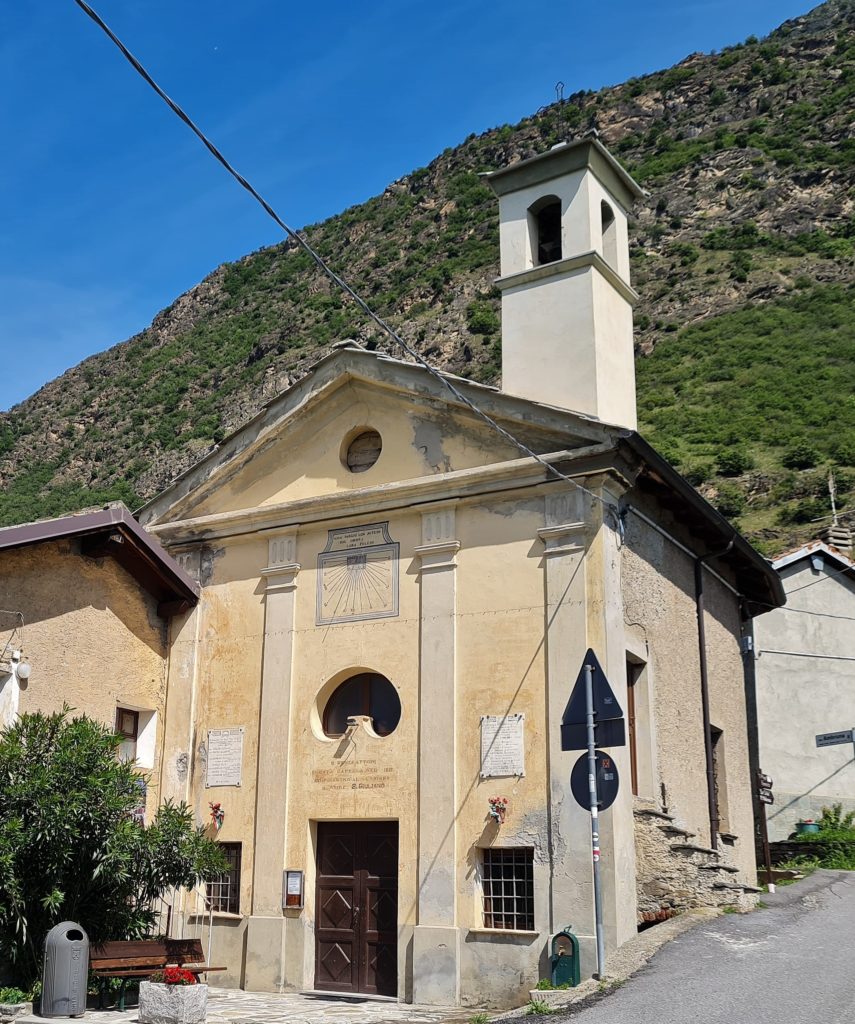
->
[796, 821, 820, 835]
[138, 982, 207, 1024]
[0, 1002, 31, 1023]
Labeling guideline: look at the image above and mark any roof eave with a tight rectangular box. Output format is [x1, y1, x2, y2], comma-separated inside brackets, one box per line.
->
[0, 505, 199, 614]
[619, 433, 786, 613]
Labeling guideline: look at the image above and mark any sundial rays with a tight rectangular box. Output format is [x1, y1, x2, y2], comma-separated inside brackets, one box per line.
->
[316, 522, 400, 625]
[322, 551, 391, 617]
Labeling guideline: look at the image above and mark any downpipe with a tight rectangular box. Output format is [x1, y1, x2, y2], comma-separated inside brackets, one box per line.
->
[695, 538, 735, 851]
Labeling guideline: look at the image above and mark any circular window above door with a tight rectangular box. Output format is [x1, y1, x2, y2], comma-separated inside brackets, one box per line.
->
[322, 672, 401, 737]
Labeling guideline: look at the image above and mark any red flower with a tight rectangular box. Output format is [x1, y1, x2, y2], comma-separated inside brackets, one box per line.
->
[157, 967, 197, 986]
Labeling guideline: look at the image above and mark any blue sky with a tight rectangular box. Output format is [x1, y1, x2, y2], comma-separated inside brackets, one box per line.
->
[1, 0, 814, 410]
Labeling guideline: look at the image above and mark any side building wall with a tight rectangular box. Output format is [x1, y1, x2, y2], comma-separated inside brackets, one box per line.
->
[621, 506, 757, 898]
[0, 540, 169, 819]
[754, 560, 855, 839]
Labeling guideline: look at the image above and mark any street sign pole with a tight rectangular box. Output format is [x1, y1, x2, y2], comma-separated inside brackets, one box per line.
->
[756, 770, 774, 893]
[584, 662, 605, 979]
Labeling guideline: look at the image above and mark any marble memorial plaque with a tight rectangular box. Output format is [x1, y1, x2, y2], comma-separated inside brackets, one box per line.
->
[480, 714, 525, 778]
[316, 522, 399, 625]
[206, 727, 244, 788]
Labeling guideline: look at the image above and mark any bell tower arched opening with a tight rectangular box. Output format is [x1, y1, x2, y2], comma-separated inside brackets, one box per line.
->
[528, 195, 562, 266]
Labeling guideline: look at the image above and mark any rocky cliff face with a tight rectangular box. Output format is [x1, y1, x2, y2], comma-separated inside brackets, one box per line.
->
[1, 1, 853, 551]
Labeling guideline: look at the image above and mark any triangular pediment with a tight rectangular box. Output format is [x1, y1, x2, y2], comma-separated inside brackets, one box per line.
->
[139, 348, 615, 527]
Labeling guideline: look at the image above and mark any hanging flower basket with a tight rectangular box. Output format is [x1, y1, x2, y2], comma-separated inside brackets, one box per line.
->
[139, 972, 207, 1024]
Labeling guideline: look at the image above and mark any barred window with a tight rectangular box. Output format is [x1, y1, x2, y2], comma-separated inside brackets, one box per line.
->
[207, 843, 241, 914]
[482, 848, 534, 930]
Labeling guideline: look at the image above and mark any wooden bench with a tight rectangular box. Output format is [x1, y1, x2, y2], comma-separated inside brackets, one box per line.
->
[90, 939, 226, 1009]
[90, 940, 168, 1010]
[164, 937, 226, 976]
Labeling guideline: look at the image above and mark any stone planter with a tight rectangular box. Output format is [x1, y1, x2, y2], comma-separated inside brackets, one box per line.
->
[138, 982, 207, 1024]
[0, 1002, 31, 1023]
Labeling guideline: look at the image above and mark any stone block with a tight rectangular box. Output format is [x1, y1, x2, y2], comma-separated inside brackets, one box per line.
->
[0, 1003, 31, 1023]
[138, 982, 208, 1024]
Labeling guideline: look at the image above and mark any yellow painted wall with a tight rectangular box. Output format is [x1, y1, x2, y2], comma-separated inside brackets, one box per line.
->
[0, 540, 168, 819]
[178, 381, 524, 519]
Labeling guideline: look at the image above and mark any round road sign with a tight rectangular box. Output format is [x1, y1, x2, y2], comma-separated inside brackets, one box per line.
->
[570, 750, 620, 811]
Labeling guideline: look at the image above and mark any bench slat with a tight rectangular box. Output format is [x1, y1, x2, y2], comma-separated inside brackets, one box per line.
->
[92, 941, 167, 957]
[91, 957, 167, 969]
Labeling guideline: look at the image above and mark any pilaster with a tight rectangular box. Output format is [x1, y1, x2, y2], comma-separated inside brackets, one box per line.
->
[539, 492, 595, 968]
[584, 476, 637, 954]
[412, 507, 461, 1006]
[245, 530, 300, 992]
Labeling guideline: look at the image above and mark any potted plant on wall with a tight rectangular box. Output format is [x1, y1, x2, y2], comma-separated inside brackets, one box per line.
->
[139, 968, 207, 1024]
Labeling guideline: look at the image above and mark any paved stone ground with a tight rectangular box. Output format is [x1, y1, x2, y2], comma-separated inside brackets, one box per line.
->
[18, 989, 473, 1024]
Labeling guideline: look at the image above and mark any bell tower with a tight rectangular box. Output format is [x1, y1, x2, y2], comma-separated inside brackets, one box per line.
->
[484, 136, 643, 429]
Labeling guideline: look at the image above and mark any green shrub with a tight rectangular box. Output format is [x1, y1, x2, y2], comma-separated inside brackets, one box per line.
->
[525, 998, 555, 1015]
[466, 301, 500, 336]
[782, 440, 820, 469]
[716, 447, 754, 476]
[0, 988, 29, 1005]
[0, 709, 227, 987]
[713, 482, 747, 518]
[682, 461, 714, 486]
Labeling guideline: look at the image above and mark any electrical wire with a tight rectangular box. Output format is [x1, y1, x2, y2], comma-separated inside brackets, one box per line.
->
[72, 0, 621, 531]
[76, 0, 843, 616]
[784, 559, 855, 595]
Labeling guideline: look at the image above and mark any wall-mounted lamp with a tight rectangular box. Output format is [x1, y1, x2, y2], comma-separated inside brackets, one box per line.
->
[1, 651, 31, 682]
[13, 652, 31, 682]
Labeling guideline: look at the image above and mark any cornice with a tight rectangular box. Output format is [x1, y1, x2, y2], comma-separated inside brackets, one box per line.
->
[495, 250, 638, 306]
[149, 445, 615, 546]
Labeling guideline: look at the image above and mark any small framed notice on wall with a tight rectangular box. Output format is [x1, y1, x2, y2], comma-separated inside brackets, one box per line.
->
[206, 727, 244, 788]
[282, 870, 304, 909]
[480, 714, 525, 778]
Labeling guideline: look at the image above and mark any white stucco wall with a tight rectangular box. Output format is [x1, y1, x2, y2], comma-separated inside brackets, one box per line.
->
[754, 553, 855, 840]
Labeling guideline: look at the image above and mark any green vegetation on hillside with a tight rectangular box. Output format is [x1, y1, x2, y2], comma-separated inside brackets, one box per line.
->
[0, 0, 853, 553]
[637, 284, 855, 552]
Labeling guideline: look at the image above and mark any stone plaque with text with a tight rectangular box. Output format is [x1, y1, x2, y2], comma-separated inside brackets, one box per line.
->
[480, 714, 525, 778]
[206, 727, 244, 788]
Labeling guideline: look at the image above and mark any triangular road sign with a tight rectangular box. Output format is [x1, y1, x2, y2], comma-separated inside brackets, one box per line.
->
[562, 648, 623, 725]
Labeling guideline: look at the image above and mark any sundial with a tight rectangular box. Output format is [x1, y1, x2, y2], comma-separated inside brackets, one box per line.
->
[316, 522, 399, 625]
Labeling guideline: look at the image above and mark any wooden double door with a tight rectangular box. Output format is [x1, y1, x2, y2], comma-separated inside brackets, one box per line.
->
[314, 821, 398, 997]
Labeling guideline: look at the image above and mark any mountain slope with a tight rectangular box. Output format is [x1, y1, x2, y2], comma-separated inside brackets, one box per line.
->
[1, 0, 853, 553]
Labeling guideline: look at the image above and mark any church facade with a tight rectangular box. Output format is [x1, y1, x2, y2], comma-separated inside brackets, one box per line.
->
[132, 139, 782, 1006]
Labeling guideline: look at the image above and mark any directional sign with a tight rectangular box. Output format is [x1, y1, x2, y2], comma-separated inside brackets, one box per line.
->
[571, 750, 620, 812]
[562, 649, 625, 751]
[759, 789, 774, 805]
[816, 730, 854, 748]
[758, 773, 773, 789]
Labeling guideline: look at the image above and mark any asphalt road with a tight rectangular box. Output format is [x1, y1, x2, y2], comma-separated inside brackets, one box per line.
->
[566, 870, 855, 1024]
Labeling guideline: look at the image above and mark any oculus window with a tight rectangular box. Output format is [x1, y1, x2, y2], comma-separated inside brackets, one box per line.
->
[322, 672, 401, 737]
[344, 430, 382, 473]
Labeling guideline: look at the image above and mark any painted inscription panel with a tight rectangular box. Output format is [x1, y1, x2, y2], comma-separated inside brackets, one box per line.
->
[311, 757, 398, 792]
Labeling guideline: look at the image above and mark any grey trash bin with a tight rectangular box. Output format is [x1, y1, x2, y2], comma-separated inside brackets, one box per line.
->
[40, 922, 89, 1018]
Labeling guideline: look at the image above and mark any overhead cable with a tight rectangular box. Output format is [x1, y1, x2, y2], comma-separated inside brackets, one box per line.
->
[71, 0, 620, 528]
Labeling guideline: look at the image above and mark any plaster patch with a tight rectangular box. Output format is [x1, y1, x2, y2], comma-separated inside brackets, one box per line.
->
[414, 419, 451, 473]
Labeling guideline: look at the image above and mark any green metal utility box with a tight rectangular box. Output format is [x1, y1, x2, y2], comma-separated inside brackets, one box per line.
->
[550, 927, 580, 988]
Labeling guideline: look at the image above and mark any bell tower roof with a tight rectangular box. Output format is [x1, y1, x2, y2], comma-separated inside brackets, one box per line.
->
[483, 136, 644, 207]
